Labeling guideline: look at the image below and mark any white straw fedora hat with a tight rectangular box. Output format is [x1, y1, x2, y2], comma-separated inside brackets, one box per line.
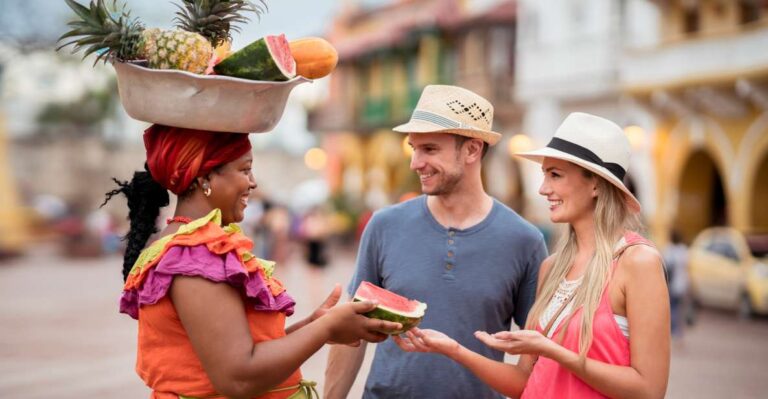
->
[393, 85, 502, 146]
[516, 112, 641, 213]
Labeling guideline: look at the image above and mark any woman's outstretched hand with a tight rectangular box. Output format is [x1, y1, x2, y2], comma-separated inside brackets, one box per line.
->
[322, 299, 403, 346]
[475, 330, 553, 357]
[393, 328, 460, 358]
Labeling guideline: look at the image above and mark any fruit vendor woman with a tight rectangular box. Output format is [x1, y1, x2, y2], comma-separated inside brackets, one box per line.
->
[105, 125, 403, 399]
[325, 85, 549, 399]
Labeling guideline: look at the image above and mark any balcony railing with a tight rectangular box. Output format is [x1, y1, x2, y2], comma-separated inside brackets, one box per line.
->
[622, 26, 768, 91]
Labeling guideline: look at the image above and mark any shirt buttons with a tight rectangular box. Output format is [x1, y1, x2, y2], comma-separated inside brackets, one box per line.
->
[448, 230, 455, 237]
[445, 263, 453, 270]
[447, 251, 454, 257]
[448, 239, 454, 245]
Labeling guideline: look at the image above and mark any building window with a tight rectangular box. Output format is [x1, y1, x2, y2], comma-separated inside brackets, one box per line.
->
[521, 7, 539, 45]
[489, 26, 513, 77]
[683, 6, 700, 34]
[739, 0, 761, 24]
[570, 0, 586, 29]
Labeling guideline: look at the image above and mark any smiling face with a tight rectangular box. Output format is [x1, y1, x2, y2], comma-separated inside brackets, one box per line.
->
[205, 151, 257, 224]
[538, 157, 598, 224]
[407, 133, 471, 196]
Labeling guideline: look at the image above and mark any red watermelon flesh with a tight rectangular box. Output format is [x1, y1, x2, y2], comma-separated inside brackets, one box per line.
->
[353, 281, 427, 334]
[266, 34, 296, 77]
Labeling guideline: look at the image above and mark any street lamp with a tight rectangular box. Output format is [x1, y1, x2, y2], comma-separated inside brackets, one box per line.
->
[623, 125, 647, 150]
[304, 147, 328, 170]
[508, 134, 533, 156]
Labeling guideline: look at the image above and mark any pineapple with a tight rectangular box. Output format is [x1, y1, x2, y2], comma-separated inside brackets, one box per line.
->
[173, 0, 268, 48]
[141, 28, 214, 72]
[58, 0, 213, 74]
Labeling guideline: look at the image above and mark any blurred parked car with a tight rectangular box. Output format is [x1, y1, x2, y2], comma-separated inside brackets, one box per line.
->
[689, 227, 768, 318]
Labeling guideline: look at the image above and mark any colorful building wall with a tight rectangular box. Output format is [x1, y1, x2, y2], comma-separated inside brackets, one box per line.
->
[0, 111, 28, 255]
[624, 0, 768, 243]
[309, 0, 520, 210]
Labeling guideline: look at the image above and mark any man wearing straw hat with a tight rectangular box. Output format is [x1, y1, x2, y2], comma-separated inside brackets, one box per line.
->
[325, 85, 548, 399]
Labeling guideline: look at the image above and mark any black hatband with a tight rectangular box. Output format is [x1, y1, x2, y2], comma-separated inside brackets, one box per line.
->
[547, 137, 626, 181]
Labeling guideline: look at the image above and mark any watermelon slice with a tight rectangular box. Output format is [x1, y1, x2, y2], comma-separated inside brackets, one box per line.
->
[353, 281, 427, 335]
[214, 34, 296, 81]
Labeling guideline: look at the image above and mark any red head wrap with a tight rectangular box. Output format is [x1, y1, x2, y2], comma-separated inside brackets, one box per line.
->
[144, 125, 252, 195]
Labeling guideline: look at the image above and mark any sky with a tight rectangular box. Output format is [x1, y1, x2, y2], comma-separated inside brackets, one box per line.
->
[0, 0, 390, 148]
[0, 0, 390, 49]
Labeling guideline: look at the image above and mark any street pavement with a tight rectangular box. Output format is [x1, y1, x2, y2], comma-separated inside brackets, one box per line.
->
[1, 243, 767, 398]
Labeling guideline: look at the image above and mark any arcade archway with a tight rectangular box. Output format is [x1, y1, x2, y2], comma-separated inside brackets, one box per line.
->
[751, 153, 768, 233]
[675, 150, 728, 243]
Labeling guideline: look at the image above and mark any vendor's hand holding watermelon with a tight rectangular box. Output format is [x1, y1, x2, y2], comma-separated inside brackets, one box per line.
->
[318, 295, 404, 346]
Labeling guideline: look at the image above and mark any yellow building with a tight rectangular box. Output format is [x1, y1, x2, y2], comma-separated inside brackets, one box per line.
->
[309, 0, 520, 210]
[0, 111, 28, 255]
[623, 0, 768, 243]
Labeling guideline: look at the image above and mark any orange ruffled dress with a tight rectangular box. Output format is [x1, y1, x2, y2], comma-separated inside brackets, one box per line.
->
[120, 209, 303, 399]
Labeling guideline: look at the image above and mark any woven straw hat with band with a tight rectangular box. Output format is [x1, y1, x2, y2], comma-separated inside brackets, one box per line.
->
[515, 112, 641, 213]
[393, 85, 502, 146]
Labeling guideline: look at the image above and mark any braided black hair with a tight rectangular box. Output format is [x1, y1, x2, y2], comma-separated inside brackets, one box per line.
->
[102, 163, 169, 281]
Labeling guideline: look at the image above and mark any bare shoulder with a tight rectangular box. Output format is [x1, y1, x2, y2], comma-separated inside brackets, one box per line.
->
[171, 275, 243, 308]
[619, 244, 665, 280]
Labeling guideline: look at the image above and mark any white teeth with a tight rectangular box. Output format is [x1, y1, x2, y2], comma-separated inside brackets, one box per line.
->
[549, 200, 563, 206]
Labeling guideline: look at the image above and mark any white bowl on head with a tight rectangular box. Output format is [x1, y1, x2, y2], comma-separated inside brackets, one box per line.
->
[113, 61, 311, 133]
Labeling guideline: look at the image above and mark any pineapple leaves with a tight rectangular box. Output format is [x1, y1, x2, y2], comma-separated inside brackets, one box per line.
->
[63, 0, 94, 24]
[57, 0, 145, 64]
[58, 0, 242, 73]
[172, 0, 268, 47]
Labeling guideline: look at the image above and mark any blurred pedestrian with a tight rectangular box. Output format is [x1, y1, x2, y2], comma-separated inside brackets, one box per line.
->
[85, 208, 121, 255]
[395, 112, 670, 399]
[664, 230, 689, 337]
[325, 85, 548, 399]
[301, 206, 330, 269]
[264, 203, 292, 266]
[103, 125, 402, 399]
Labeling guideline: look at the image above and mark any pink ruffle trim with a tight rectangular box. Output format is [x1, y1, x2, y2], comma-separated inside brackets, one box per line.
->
[120, 244, 295, 319]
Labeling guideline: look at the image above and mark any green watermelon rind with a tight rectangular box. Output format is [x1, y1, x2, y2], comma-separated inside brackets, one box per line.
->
[214, 37, 295, 81]
[352, 298, 426, 335]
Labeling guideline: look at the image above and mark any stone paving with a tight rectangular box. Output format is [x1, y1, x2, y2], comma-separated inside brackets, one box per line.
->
[1, 244, 767, 398]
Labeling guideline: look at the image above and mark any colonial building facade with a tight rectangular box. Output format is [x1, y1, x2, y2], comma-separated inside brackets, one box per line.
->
[309, 0, 768, 245]
[308, 0, 521, 210]
[622, 0, 768, 242]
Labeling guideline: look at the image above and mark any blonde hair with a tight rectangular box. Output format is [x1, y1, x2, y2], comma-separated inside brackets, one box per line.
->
[524, 168, 642, 358]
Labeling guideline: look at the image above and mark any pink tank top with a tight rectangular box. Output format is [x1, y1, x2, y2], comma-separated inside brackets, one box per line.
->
[521, 232, 653, 399]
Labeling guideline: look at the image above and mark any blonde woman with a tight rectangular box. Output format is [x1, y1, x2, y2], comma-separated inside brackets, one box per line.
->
[395, 112, 670, 399]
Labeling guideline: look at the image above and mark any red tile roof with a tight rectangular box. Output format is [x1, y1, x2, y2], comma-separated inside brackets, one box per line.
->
[332, 0, 516, 60]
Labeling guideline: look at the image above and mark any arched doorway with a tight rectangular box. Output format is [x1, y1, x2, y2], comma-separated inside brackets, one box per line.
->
[751, 153, 768, 233]
[675, 150, 728, 243]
